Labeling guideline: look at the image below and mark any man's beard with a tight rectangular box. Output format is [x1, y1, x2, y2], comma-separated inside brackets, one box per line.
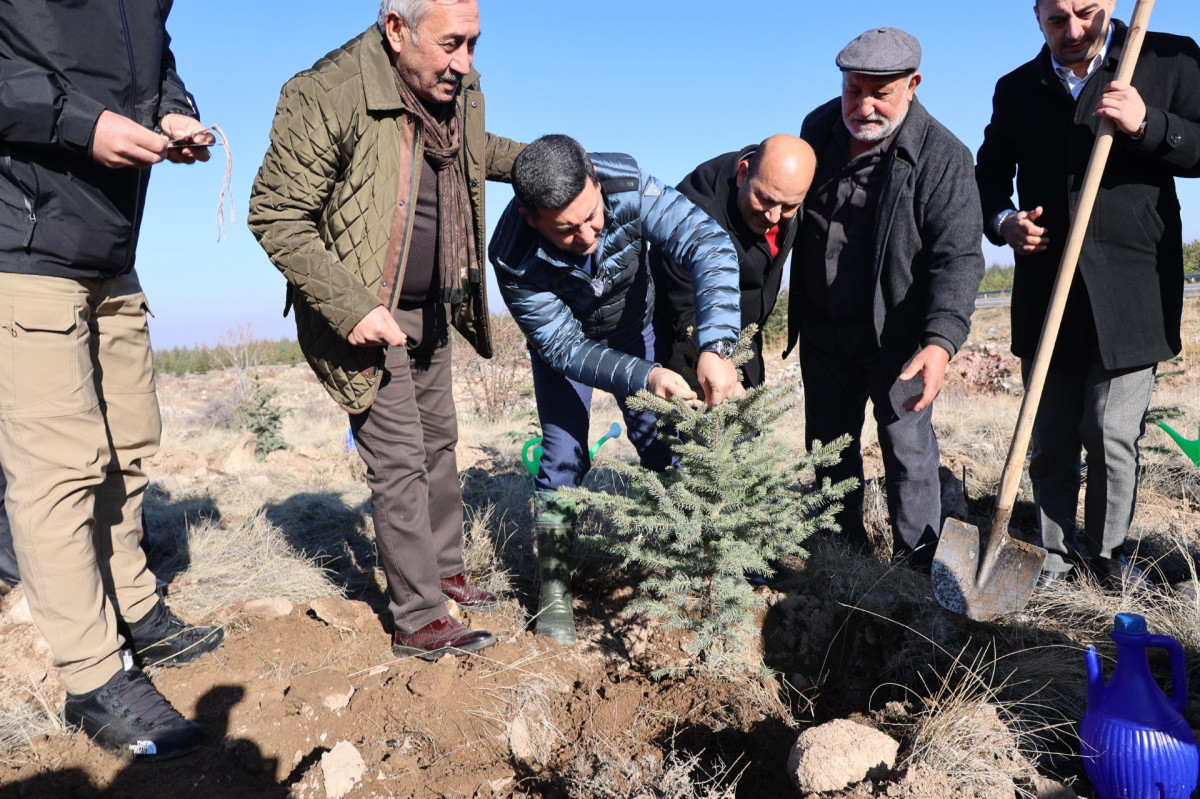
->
[848, 108, 908, 143]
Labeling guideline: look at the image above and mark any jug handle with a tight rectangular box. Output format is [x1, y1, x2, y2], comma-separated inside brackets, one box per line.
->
[1149, 634, 1189, 714]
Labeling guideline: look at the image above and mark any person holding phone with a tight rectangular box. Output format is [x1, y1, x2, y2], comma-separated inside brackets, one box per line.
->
[0, 0, 223, 761]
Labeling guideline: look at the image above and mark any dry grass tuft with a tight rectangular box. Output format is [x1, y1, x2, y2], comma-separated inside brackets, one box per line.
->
[0, 686, 64, 762]
[903, 646, 1055, 799]
[461, 503, 516, 599]
[564, 740, 742, 799]
[151, 511, 339, 621]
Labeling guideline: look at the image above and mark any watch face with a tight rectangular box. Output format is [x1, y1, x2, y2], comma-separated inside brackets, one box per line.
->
[707, 340, 735, 359]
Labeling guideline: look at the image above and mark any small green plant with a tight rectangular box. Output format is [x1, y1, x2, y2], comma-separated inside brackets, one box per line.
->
[235, 374, 288, 459]
[564, 327, 855, 679]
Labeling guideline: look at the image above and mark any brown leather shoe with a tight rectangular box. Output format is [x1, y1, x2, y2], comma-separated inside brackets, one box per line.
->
[439, 572, 499, 610]
[392, 615, 496, 661]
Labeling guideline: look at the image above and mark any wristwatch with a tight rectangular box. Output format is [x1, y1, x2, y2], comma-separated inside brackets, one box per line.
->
[701, 339, 736, 360]
[992, 209, 1017, 239]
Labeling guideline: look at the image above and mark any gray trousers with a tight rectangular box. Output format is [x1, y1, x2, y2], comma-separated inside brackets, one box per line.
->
[1021, 358, 1155, 572]
[350, 304, 464, 636]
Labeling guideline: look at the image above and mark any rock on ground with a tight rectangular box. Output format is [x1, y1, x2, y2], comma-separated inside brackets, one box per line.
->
[241, 597, 294, 620]
[320, 741, 366, 799]
[788, 719, 899, 792]
[1030, 775, 1078, 799]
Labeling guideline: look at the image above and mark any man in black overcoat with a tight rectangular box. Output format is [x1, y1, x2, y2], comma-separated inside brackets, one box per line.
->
[976, 0, 1200, 587]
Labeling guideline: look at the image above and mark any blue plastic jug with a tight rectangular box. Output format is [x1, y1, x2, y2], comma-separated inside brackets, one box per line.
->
[1080, 613, 1199, 799]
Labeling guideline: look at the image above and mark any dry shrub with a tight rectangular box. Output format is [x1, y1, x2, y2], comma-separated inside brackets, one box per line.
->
[206, 321, 269, 401]
[461, 503, 515, 599]
[564, 741, 741, 799]
[0, 686, 63, 762]
[1026, 532, 1200, 655]
[457, 314, 533, 423]
[152, 511, 338, 621]
[903, 647, 1051, 799]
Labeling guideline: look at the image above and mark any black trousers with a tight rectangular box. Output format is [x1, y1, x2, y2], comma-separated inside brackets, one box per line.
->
[800, 340, 942, 566]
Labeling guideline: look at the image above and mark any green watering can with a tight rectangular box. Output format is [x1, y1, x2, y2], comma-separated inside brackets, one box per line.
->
[521, 422, 623, 482]
[1157, 421, 1200, 467]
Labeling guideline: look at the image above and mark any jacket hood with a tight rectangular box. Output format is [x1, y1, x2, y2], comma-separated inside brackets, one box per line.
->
[676, 147, 747, 221]
[488, 200, 542, 279]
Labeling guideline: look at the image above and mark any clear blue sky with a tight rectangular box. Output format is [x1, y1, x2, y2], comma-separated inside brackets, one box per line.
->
[138, 1, 1200, 348]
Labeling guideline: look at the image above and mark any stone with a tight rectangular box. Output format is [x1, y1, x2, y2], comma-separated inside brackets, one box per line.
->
[1030, 775, 1078, 799]
[220, 432, 259, 473]
[241, 597, 294, 620]
[309, 597, 374, 632]
[788, 719, 899, 793]
[287, 671, 355, 714]
[320, 741, 366, 799]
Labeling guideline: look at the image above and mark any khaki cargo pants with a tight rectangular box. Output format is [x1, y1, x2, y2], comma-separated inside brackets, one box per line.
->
[0, 270, 161, 694]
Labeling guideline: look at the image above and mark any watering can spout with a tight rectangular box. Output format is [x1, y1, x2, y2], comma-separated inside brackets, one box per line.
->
[1085, 646, 1105, 709]
[1156, 421, 1200, 467]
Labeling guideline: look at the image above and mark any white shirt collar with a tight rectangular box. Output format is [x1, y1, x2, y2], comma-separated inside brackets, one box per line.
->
[1050, 23, 1114, 99]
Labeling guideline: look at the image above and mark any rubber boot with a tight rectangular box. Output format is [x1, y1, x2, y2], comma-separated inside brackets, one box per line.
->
[534, 492, 577, 646]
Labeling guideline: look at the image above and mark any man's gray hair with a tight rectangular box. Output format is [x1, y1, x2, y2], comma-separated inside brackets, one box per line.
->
[377, 0, 468, 41]
[512, 135, 598, 213]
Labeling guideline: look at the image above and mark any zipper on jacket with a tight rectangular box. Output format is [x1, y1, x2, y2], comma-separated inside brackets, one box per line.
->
[117, 0, 142, 272]
[117, 0, 139, 116]
[2, 150, 38, 249]
[22, 188, 37, 250]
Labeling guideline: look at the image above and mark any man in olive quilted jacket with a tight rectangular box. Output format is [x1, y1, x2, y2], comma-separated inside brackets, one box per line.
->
[250, 0, 524, 661]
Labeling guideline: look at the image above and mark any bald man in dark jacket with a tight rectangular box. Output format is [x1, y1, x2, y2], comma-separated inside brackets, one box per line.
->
[652, 135, 815, 389]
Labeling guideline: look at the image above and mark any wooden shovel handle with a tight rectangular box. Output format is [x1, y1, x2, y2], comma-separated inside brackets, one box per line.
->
[993, 0, 1157, 518]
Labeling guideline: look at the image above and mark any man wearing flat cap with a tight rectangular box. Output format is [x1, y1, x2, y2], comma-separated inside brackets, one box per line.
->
[785, 27, 985, 569]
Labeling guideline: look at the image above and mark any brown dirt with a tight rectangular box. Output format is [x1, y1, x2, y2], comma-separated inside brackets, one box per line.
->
[3, 304, 1194, 798]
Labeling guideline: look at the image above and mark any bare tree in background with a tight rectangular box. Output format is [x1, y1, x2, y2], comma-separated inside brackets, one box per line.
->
[207, 321, 268, 400]
[460, 315, 531, 423]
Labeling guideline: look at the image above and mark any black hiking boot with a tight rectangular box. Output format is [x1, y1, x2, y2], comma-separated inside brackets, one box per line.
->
[64, 653, 202, 760]
[125, 602, 224, 669]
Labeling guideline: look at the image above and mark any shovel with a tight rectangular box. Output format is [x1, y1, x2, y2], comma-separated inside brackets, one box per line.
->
[931, 0, 1156, 620]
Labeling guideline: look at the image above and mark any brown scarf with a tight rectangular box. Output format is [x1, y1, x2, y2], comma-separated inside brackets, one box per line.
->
[392, 69, 477, 305]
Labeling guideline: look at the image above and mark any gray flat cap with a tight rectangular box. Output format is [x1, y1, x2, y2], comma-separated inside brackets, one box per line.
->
[836, 27, 921, 75]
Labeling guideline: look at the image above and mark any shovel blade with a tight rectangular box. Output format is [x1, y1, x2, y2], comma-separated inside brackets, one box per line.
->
[931, 517, 1047, 621]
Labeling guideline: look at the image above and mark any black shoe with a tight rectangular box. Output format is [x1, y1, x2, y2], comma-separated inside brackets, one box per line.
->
[1089, 553, 1148, 591]
[1036, 568, 1072, 589]
[64, 654, 202, 760]
[125, 602, 224, 669]
[745, 571, 771, 587]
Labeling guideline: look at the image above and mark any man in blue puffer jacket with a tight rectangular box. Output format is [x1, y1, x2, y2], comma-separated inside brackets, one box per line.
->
[489, 134, 742, 646]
